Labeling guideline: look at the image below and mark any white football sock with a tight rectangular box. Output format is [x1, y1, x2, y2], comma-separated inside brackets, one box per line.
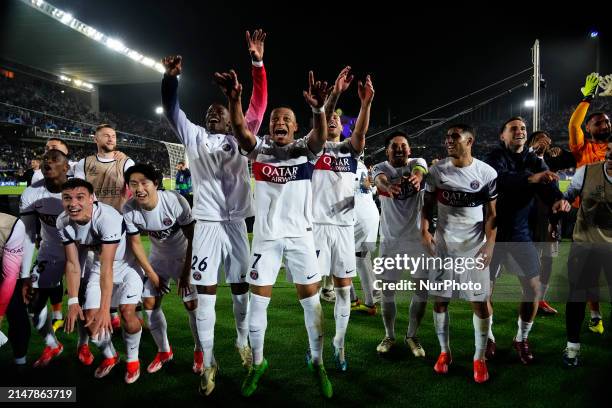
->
[145, 308, 170, 352]
[196, 294, 216, 368]
[186, 309, 202, 352]
[123, 328, 142, 362]
[567, 341, 580, 350]
[406, 291, 428, 338]
[300, 294, 324, 365]
[91, 331, 116, 359]
[77, 319, 90, 347]
[232, 293, 249, 348]
[590, 310, 602, 319]
[433, 310, 450, 353]
[516, 317, 533, 341]
[381, 289, 396, 339]
[32, 306, 58, 348]
[52, 310, 62, 320]
[248, 293, 270, 366]
[356, 253, 376, 306]
[333, 286, 351, 349]
[488, 313, 496, 342]
[473, 314, 490, 360]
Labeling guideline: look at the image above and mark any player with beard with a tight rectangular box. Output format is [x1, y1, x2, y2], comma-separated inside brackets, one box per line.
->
[422, 125, 497, 383]
[215, 68, 332, 398]
[19, 150, 69, 367]
[311, 66, 374, 371]
[372, 132, 429, 358]
[161, 29, 267, 396]
[568, 73, 611, 334]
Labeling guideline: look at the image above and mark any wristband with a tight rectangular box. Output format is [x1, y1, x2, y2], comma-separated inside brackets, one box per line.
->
[252, 60, 264, 67]
[312, 105, 325, 114]
[67, 297, 79, 306]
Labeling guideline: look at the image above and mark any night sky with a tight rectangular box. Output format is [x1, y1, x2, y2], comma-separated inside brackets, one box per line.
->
[4, 1, 611, 135]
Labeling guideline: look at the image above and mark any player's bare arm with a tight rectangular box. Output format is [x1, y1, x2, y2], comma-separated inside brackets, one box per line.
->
[303, 71, 330, 154]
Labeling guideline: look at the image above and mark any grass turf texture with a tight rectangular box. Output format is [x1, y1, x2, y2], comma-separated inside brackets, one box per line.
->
[1, 234, 610, 407]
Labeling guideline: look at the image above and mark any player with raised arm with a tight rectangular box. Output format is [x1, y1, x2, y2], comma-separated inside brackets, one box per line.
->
[122, 164, 198, 374]
[161, 29, 267, 396]
[311, 66, 374, 371]
[215, 68, 333, 398]
[422, 125, 497, 383]
[372, 131, 428, 358]
[59, 178, 144, 384]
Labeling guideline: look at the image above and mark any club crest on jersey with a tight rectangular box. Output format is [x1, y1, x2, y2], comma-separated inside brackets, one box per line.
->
[250, 270, 259, 280]
[470, 180, 480, 190]
[163, 217, 173, 226]
[192, 272, 202, 281]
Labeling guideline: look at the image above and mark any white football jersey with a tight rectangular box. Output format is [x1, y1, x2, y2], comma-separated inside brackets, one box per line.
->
[167, 108, 253, 222]
[312, 139, 361, 226]
[425, 157, 497, 247]
[56, 202, 130, 281]
[123, 190, 195, 259]
[372, 159, 428, 243]
[19, 179, 65, 266]
[354, 160, 379, 221]
[246, 135, 317, 240]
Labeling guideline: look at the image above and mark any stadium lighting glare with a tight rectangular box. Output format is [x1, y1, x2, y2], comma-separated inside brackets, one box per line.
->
[60, 12, 72, 25]
[155, 106, 164, 115]
[590, 31, 599, 38]
[524, 99, 535, 107]
[154, 63, 165, 74]
[73, 79, 82, 86]
[59, 75, 71, 82]
[23, 0, 164, 75]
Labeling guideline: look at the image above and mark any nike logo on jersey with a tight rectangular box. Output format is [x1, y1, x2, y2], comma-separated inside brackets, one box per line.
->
[345, 269, 355, 275]
[306, 274, 317, 279]
[127, 294, 138, 299]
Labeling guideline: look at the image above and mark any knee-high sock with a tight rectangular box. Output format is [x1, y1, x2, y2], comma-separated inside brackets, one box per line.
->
[488, 313, 496, 342]
[473, 314, 490, 360]
[248, 293, 270, 365]
[32, 306, 58, 348]
[123, 328, 142, 362]
[516, 317, 533, 341]
[196, 294, 216, 368]
[356, 252, 376, 306]
[433, 310, 450, 353]
[349, 284, 358, 303]
[186, 309, 202, 352]
[333, 286, 351, 349]
[91, 331, 116, 359]
[145, 308, 170, 352]
[300, 294, 324, 365]
[232, 293, 249, 347]
[406, 290, 428, 338]
[381, 289, 396, 339]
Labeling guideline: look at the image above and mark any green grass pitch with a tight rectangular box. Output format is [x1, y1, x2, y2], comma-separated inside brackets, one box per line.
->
[0, 232, 609, 407]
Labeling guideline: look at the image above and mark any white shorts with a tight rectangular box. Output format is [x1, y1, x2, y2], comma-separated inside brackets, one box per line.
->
[354, 214, 379, 253]
[378, 240, 429, 280]
[31, 253, 64, 289]
[83, 265, 143, 310]
[427, 245, 490, 302]
[189, 221, 249, 286]
[142, 257, 197, 302]
[248, 232, 321, 286]
[314, 224, 357, 279]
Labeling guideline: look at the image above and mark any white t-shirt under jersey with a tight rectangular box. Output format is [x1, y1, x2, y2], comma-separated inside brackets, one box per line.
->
[19, 179, 66, 276]
[372, 158, 428, 243]
[123, 190, 195, 259]
[246, 135, 317, 240]
[56, 202, 130, 282]
[354, 160, 379, 221]
[73, 155, 134, 179]
[312, 139, 361, 226]
[425, 157, 498, 248]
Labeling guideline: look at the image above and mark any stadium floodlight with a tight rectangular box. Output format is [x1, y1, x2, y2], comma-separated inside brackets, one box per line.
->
[73, 79, 82, 86]
[60, 12, 72, 25]
[524, 99, 535, 107]
[154, 63, 165, 74]
[106, 38, 127, 53]
[590, 31, 599, 38]
[128, 50, 143, 62]
[33, 0, 44, 7]
[155, 106, 164, 115]
[59, 75, 71, 82]
[142, 57, 155, 67]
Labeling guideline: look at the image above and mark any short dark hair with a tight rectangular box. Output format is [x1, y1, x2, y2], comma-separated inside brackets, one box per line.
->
[124, 163, 162, 188]
[62, 178, 94, 194]
[47, 137, 69, 153]
[177, 161, 185, 166]
[95, 123, 115, 133]
[447, 123, 475, 140]
[527, 130, 551, 146]
[586, 111, 608, 124]
[500, 116, 526, 134]
[385, 131, 409, 147]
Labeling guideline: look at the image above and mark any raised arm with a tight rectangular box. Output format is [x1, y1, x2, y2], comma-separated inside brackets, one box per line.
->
[350, 75, 374, 154]
[569, 73, 599, 153]
[303, 71, 330, 154]
[215, 70, 258, 153]
[324, 66, 354, 120]
[245, 29, 268, 135]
